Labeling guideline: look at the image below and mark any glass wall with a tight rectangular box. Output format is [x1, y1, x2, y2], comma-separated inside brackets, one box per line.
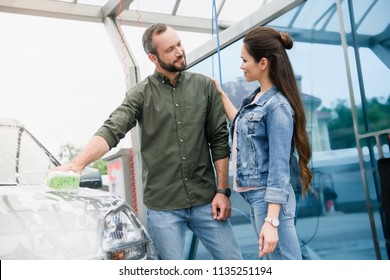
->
[189, 0, 389, 260]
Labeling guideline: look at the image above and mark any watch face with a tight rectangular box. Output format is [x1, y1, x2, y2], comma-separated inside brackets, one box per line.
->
[265, 217, 279, 227]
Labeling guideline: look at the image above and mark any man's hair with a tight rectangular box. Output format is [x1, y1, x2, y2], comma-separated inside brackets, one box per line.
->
[142, 23, 168, 54]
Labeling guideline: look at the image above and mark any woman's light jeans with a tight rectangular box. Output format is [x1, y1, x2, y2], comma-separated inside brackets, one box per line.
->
[240, 186, 302, 260]
[147, 203, 243, 260]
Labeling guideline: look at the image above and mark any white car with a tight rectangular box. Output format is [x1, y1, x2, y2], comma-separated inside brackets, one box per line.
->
[0, 118, 157, 260]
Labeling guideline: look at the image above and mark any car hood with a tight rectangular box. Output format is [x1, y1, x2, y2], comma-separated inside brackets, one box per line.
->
[0, 185, 123, 259]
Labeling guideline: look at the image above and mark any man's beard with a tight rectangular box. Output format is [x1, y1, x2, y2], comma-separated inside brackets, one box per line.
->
[157, 54, 187, 72]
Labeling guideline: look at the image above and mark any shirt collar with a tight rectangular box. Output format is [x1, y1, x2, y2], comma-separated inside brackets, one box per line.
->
[153, 70, 185, 86]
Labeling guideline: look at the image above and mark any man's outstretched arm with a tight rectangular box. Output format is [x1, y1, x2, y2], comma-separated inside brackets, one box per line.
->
[53, 135, 110, 173]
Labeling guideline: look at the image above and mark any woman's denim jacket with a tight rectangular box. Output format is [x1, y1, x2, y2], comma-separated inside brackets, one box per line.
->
[230, 86, 295, 205]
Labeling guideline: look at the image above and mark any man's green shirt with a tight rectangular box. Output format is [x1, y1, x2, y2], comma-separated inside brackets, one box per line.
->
[95, 71, 230, 210]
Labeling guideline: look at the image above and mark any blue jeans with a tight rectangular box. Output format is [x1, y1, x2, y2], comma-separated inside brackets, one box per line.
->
[146, 203, 243, 260]
[240, 186, 302, 260]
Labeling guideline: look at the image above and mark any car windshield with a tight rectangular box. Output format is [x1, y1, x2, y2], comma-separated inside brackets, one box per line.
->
[0, 119, 59, 186]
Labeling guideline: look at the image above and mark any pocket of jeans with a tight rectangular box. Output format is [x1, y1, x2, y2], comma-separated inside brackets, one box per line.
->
[281, 191, 296, 218]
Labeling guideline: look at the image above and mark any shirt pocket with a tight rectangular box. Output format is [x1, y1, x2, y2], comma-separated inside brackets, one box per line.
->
[185, 95, 207, 125]
[244, 112, 264, 135]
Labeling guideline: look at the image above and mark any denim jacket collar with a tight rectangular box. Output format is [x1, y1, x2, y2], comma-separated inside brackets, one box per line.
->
[242, 85, 278, 108]
[231, 85, 280, 142]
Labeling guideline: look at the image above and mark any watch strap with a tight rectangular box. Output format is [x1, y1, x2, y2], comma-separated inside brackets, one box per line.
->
[216, 188, 231, 197]
[264, 217, 280, 227]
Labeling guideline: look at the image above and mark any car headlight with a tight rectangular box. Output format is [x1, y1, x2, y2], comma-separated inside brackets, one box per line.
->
[102, 204, 155, 260]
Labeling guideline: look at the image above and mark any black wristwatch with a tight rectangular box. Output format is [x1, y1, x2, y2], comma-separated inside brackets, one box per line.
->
[216, 188, 231, 198]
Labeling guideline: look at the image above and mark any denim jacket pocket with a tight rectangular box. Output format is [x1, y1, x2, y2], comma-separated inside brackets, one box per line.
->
[244, 112, 264, 135]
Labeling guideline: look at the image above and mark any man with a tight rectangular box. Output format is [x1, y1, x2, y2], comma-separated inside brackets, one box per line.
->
[55, 23, 242, 260]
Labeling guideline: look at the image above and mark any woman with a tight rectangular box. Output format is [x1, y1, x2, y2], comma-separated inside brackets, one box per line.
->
[213, 26, 312, 259]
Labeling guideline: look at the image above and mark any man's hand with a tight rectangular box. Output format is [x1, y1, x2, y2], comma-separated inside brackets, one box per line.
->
[211, 193, 232, 221]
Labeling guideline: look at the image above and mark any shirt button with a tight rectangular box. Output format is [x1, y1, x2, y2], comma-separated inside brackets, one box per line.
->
[180, 139, 183, 142]
[182, 157, 186, 160]
[178, 121, 181, 124]
[184, 177, 188, 181]
[173, 88, 176, 90]
[175, 104, 179, 107]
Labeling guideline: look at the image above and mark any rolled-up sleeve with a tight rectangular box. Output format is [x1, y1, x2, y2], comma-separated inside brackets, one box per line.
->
[264, 103, 294, 204]
[94, 88, 142, 149]
[205, 82, 230, 162]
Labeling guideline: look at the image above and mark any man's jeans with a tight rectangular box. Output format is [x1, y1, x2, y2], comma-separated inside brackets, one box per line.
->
[240, 186, 302, 260]
[147, 203, 243, 260]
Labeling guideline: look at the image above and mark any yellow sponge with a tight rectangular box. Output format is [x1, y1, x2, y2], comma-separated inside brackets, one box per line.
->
[46, 171, 80, 190]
